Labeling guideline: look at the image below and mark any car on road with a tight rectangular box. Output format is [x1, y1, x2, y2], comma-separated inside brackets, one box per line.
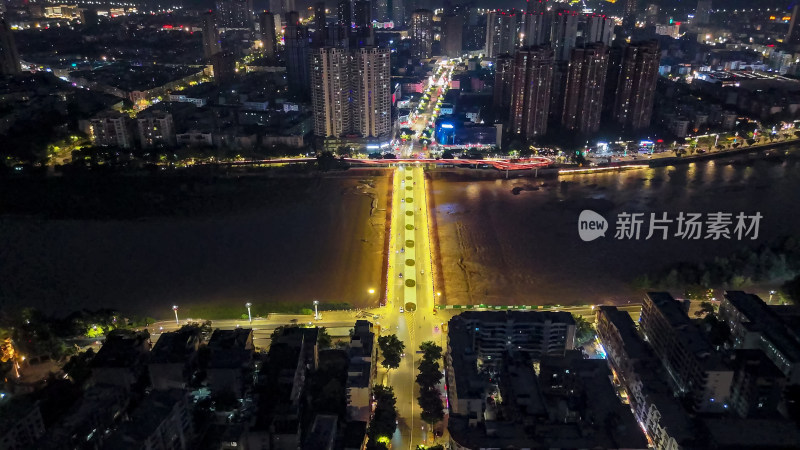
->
[399, 306, 404, 313]
[399, 273, 403, 278]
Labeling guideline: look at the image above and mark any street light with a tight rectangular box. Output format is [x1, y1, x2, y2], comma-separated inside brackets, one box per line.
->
[313, 300, 319, 320]
[769, 290, 776, 304]
[172, 305, 179, 325]
[246, 302, 253, 323]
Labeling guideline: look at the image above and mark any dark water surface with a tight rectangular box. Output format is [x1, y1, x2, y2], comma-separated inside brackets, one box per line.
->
[0, 174, 389, 318]
[431, 148, 800, 306]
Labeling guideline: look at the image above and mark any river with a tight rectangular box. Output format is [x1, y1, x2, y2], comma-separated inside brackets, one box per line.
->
[0, 172, 390, 319]
[430, 148, 800, 306]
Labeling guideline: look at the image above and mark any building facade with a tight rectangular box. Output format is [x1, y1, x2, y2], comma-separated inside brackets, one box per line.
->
[492, 54, 514, 116]
[137, 111, 176, 149]
[215, 0, 253, 28]
[259, 12, 277, 61]
[202, 12, 223, 60]
[410, 9, 433, 59]
[485, 11, 516, 59]
[286, 23, 311, 96]
[561, 43, 608, 134]
[90, 113, 134, 149]
[440, 14, 463, 58]
[610, 40, 660, 130]
[0, 18, 20, 75]
[311, 47, 391, 140]
[640, 292, 734, 412]
[510, 46, 554, 140]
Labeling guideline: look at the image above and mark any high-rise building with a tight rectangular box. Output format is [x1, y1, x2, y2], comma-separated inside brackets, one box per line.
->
[338, 0, 352, 27]
[354, 0, 371, 30]
[492, 53, 514, 117]
[372, 0, 389, 22]
[788, 5, 800, 44]
[0, 18, 21, 75]
[526, 0, 548, 14]
[286, 10, 300, 25]
[610, 40, 659, 130]
[623, 0, 637, 18]
[352, 47, 391, 138]
[202, 12, 223, 60]
[215, 0, 253, 28]
[90, 112, 133, 149]
[410, 9, 433, 59]
[314, 2, 327, 45]
[390, 0, 404, 26]
[211, 51, 236, 83]
[521, 12, 550, 46]
[440, 14, 463, 58]
[583, 14, 614, 46]
[259, 12, 277, 61]
[561, 43, 608, 134]
[695, 0, 712, 25]
[285, 23, 311, 96]
[510, 46, 554, 140]
[550, 9, 579, 61]
[485, 11, 516, 59]
[137, 111, 176, 149]
[311, 47, 353, 138]
[311, 47, 391, 139]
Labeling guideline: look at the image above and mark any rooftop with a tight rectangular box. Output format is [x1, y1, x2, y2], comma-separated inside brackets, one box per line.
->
[646, 292, 715, 358]
[90, 330, 149, 368]
[302, 414, 337, 450]
[102, 389, 188, 450]
[149, 328, 199, 364]
[724, 291, 800, 364]
[598, 306, 650, 360]
[702, 417, 800, 449]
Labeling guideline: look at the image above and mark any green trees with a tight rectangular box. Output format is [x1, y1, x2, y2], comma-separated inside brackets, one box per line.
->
[572, 314, 595, 345]
[368, 385, 398, 443]
[377, 334, 405, 372]
[416, 341, 445, 428]
[318, 327, 332, 349]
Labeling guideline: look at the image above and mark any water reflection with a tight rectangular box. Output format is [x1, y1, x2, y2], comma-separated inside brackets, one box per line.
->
[432, 147, 800, 306]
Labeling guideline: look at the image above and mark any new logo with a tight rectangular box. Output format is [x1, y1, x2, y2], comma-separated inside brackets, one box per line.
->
[578, 210, 608, 242]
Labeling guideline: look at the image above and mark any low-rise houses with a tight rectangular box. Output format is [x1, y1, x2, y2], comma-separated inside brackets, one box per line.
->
[89, 330, 151, 390]
[206, 328, 254, 397]
[148, 327, 201, 391]
[101, 389, 193, 450]
[346, 320, 376, 422]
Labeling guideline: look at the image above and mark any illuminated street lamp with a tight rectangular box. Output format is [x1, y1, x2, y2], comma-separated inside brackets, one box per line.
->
[769, 290, 776, 304]
[172, 305, 179, 325]
[246, 302, 253, 323]
[313, 300, 320, 320]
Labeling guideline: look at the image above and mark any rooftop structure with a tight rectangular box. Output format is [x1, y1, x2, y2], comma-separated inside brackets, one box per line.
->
[720, 291, 800, 384]
[102, 389, 193, 450]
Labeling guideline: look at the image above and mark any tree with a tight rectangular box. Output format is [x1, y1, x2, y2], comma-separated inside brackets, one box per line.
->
[699, 301, 716, 315]
[572, 314, 594, 345]
[377, 334, 405, 372]
[781, 274, 800, 304]
[318, 327, 332, 349]
[419, 341, 442, 362]
[368, 385, 398, 442]
[416, 358, 442, 388]
[418, 387, 444, 425]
